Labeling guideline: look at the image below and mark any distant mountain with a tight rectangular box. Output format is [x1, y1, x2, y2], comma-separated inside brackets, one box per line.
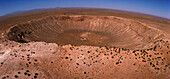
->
[3, 10, 27, 16]
[1, 7, 61, 16]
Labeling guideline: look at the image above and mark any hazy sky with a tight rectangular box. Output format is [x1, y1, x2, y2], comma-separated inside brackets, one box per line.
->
[0, 0, 170, 19]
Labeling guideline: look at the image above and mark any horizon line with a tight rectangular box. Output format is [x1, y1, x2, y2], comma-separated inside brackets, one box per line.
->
[0, 7, 169, 20]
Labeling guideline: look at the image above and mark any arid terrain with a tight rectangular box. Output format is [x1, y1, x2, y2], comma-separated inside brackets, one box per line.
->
[0, 8, 170, 79]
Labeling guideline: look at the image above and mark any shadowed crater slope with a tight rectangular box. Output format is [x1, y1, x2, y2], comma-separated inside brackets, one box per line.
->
[6, 15, 164, 49]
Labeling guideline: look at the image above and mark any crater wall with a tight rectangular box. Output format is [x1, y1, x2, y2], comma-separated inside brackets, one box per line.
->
[7, 15, 164, 49]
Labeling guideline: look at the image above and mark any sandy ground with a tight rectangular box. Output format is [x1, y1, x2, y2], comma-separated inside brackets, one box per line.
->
[0, 38, 170, 79]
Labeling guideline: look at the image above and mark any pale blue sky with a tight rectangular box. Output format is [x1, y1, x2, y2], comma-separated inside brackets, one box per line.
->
[0, 0, 170, 19]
